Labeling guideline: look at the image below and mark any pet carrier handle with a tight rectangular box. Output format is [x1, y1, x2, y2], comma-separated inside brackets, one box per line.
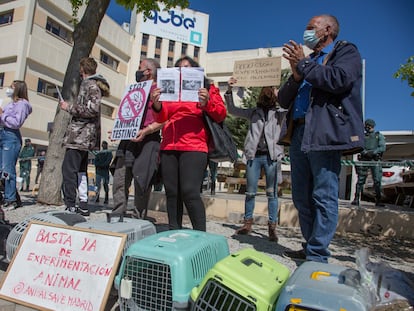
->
[105, 211, 124, 223]
[311, 271, 331, 280]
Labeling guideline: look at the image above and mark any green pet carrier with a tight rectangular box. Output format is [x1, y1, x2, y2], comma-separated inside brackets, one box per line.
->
[190, 248, 291, 311]
[116, 229, 230, 311]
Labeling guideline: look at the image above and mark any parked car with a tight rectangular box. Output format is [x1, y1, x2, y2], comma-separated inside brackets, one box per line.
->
[365, 159, 411, 188]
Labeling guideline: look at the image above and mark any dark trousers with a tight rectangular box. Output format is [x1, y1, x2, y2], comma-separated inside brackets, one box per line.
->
[62, 149, 89, 208]
[161, 151, 207, 231]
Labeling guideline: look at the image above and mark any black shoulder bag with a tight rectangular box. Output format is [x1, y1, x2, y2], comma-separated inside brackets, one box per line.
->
[203, 112, 238, 163]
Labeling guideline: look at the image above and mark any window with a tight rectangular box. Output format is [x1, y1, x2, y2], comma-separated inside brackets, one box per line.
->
[154, 54, 160, 62]
[0, 72, 4, 87]
[46, 18, 72, 43]
[194, 46, 200, 59]
[100, 51, 119, 70]
[167, 56, 174, 67]
[181, 43, 187, 56]
[155, 37, 162, 49]
[0, 10, 13, 25]
[37, 79, 59, 99]
[140, 51, 147, 59]
[101, 103, 114, 118]
[142, 34, 149, 46]
[168, 40, 175, 52]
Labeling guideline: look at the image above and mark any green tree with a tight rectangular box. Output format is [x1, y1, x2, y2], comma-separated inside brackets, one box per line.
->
[394, 55, 414, 97]
[38, 0, 189, 205]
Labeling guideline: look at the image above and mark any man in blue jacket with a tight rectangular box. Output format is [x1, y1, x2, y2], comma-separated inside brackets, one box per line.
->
[278, 14, 364, 263]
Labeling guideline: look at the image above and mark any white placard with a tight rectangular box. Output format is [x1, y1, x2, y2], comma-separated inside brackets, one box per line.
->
[111, 80, 153, 140]
[0, 222, 126, 311]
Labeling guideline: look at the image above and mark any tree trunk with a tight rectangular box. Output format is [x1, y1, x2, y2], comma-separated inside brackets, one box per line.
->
[37, 0, 110, 205]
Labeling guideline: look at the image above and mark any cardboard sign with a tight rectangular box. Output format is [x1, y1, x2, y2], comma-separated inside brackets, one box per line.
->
[0, 222, 126, 311]
[111, 80, 153, 140]
[233, 57, 281, 87]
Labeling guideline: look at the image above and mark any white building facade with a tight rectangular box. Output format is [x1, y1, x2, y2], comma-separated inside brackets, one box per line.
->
[0, 0, 288, 152]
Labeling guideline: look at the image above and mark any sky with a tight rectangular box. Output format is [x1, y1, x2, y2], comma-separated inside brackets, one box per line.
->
[107, 0, 414, 132]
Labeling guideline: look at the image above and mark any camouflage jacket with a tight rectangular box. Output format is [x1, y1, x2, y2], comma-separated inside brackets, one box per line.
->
[63, 74, 110, 151]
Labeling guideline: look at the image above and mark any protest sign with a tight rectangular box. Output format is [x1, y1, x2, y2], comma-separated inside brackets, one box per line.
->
[233, 57, 281, 87]
[111, 80, 153, 140]
[0, 222, 126, 311]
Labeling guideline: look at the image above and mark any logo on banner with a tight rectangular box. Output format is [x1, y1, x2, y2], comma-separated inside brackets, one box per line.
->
[118, 88, 146, 122]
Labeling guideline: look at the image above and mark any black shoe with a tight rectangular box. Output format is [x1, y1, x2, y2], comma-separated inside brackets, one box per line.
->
[375, 202, 385, 207]
[103, 200, 108, 204]
[77, 207, 90, 217]
[3, 201, 20, 211]
[351, 200, 359, 206]
[65, 206, 77, 213]
[283, 249, 307, 260]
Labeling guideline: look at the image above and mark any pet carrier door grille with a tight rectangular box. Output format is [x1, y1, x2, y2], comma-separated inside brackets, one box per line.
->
[191, 279, 256, 311]
[120, 257, 173, 311]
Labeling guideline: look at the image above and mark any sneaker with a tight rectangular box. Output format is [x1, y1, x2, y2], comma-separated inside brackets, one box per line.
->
[283, 249, 307, 260]
[65, 206, 77, 213]
[3, 201, 20, 211]
[77, 207, 90, 217]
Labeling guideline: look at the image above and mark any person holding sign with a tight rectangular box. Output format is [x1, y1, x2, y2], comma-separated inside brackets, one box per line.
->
[225, 78, 286, 242]
[111, 58, 164, 218]
[60, 57, 110, 216]
[151, 56, 227, 231]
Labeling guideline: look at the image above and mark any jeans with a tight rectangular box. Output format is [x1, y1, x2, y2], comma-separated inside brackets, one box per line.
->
[0, 128, 22, 202]
[290, 125, 342, 263]
[244, 154, 278, 222]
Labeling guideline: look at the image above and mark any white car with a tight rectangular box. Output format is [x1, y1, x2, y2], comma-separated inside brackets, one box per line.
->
[365, 160, 411, 188]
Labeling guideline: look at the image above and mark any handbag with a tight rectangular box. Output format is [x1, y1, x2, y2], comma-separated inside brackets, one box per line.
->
[203, 112, 238, 163]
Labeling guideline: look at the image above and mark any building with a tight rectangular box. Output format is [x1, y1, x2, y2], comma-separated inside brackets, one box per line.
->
[0, 1, 209, 150]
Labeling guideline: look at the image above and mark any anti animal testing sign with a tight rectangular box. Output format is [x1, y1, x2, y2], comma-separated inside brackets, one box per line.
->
[111, 80, 153, 140]
[0, 222, 125, 311]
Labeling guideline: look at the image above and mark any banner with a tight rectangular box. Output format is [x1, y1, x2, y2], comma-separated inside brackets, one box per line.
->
[111, 80, 153, 140]
[233, 57, 281, 87]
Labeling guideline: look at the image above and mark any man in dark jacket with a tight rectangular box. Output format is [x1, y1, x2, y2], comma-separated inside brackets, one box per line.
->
[351, 119, 386, 207]
[60, 57, 110, 216]
[19, 138, 35, 191]
[278, 14, 364, 263]
[94, 141, 113, 204]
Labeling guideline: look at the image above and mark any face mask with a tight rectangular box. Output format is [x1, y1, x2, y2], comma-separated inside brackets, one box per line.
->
[303, 29, 320, 49]
[135, 70, 145, 82]
[5, 88, 13, 98]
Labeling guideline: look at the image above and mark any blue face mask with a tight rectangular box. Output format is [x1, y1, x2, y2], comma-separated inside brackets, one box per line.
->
[303, 29, 320, 49]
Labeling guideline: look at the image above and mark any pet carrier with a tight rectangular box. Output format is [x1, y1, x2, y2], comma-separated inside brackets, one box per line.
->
[190, 248, 290, 311]
[116, 229, 230, 311]
[5, 210, 87, 262]
[275, 261, 368, 311]
[74, 213, 156, 257]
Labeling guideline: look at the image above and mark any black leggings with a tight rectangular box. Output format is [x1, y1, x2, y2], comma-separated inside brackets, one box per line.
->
[161, 151, 207, 231]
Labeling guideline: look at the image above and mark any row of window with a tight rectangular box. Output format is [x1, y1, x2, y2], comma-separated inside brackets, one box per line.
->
[141, 34, 200, 66]
[36, 79, 113, 117]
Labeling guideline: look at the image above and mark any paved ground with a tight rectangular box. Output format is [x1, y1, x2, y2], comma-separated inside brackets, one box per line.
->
[1, 191, 414, 310]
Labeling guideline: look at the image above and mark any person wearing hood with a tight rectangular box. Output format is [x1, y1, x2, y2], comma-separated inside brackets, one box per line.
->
[0, 80, 32, 209]
[60, 57, 110, 216]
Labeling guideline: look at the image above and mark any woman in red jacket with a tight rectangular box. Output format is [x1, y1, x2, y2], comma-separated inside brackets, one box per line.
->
[151, 56, 227, 231]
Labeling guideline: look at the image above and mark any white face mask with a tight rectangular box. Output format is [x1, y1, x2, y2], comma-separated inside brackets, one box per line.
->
[5, 87, 13, 98]
[303, 29, 321, 49]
